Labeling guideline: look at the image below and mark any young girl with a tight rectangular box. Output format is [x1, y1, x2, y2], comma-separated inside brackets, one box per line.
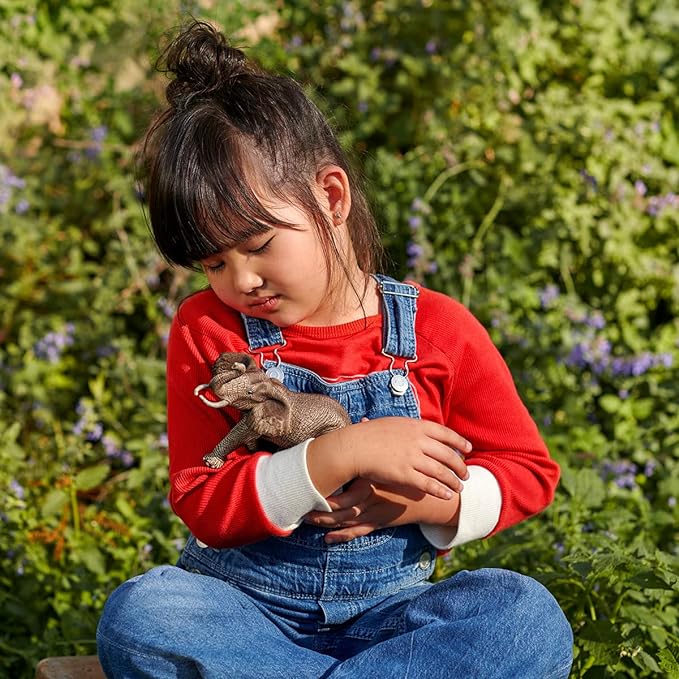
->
[97, 20, 573, 678]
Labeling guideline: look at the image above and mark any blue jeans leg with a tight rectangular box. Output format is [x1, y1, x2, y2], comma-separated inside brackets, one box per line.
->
[96, 565, 335, 679]
[327, 568, 574, 679]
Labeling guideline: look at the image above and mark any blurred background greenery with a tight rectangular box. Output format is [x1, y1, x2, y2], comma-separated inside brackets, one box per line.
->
[1, 1, 677, 677]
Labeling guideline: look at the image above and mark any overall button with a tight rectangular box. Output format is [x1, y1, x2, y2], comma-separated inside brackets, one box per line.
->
[266, 366, 285, 381]
[389, 374, 409, 396]
[418, 551, 433, 570]
[195, 539, 208, 549]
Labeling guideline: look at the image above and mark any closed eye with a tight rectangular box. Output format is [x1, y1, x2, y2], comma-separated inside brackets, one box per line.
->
[204, 261, 224, 273]
[248, 236, 274, 255]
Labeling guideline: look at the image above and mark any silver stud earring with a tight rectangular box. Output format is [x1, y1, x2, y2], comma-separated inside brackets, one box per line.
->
[334, 210, 342, 221]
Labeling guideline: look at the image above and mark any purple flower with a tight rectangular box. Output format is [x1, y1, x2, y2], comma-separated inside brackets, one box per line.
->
[157, 297, 174, 319]
[615, 474, 637, 489]
[426, 261, 438, 274]
[357, 101, 369, 113]
[539, 284, 560, 308]
[657, 353, 673, 368]
[15, 198, 29, 214]
[370, 47, 382, 62]
[408, 215, 422, 230]
[669, 497, 677, 508]
[102, 435, 120, 458]
[34, 324, 75, 362]
[10, 479, 25, 500]
[579, 169, 598, 191]
[406, 242, 424, 258]
[96, 344, 117, 358]
[643, 460, 656, 477]
[634, 180, 647, 197]
[86, 126, 108, 159]
[425, 39, 438, 54]
[157, 432, 169, 448]
[585, 312, 605, 329]
[566, 343, 588, 369]
[10, 73, 23, 88]
[630, 353, 653, 376]
[85, 422, 103, 443]
[411, 197, 426, 212]
[90, 125, 108, 143]
[102, 435, 134, 468]
[600, 460, 638, 490]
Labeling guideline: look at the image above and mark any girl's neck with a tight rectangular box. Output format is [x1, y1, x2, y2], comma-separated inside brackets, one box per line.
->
[298, 271, 380, 328]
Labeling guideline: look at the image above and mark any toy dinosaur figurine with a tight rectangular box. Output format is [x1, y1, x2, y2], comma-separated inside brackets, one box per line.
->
[194, 352, 351, 469]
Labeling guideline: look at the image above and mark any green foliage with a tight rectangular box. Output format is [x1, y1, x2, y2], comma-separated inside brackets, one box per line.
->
[1, 1, 677, 677]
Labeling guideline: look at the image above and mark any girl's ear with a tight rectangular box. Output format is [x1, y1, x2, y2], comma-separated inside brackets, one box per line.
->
[316, 165, 352, 224]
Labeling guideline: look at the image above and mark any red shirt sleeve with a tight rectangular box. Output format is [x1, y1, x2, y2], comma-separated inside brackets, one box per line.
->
[418, 291, 559, 535]
[166, 299, 290, 548]
[440, 299, 559, 534]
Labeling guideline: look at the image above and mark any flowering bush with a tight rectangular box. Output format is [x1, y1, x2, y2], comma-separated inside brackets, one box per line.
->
[1, 1, 677, 677]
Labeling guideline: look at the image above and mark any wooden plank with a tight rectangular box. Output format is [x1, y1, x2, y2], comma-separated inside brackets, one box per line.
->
[35, 656, 105, 679]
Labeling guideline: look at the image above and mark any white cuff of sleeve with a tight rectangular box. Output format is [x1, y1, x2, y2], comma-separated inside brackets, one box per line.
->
[255, 439, 332, 531]
[419, 465, 502, 550]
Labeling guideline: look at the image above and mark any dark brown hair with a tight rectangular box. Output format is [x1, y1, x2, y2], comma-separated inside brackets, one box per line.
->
[142, 19, 382, 283]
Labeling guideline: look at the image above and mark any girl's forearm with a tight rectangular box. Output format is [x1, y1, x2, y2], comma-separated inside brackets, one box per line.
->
[369, 484, 462, 528]
[306, 430, 357, 497]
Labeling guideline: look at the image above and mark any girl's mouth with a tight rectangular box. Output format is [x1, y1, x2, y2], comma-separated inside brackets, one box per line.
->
[249, 295, 281, 312]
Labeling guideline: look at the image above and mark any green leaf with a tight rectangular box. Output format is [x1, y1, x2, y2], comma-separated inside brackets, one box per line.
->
[658, 644, 679, 678]
[78, 545, 106, 575]
[579, 619, 624, 644]
[599, 395, 621, 413]
[41, 489, 69, 517]
[560, 467, 605, 507]
[74, 464, 110, 491]
[628, 570, 675, 591]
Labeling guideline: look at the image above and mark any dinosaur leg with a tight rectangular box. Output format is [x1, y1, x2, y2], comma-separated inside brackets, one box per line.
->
[203, 419, 250, 468]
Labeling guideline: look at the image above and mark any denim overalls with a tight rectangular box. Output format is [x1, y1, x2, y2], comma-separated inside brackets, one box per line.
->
[96, 275, 574, 678]
[177, 275, 437, 627]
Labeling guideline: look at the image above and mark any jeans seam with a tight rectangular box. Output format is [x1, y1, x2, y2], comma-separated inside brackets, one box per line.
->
[542, 656, 574, 679]
[98, 629, 173, 663]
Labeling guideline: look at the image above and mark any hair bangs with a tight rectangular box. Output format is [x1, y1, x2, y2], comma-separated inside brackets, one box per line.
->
[147, 108, 295, 268]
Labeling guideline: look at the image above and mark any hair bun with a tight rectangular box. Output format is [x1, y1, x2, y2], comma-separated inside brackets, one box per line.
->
[161, 20, 250, 107]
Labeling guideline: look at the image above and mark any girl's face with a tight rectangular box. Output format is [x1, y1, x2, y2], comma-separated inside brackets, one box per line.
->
[200, 199, 342, 328]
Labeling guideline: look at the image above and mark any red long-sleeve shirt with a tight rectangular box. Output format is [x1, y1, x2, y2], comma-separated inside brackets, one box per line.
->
[166, 283, 559, 548]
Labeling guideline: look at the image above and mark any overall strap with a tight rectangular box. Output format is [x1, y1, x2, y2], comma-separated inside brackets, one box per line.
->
[372, 274, 419, 359]
[240, 313, 285, 351]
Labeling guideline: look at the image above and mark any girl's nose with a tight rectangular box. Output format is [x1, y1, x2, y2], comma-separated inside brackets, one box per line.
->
[233, 266, 263, 295]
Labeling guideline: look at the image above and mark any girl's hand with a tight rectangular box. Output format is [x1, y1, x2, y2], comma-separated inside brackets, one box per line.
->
[306, 417, 470, 501]
[305, 478, 461, 543]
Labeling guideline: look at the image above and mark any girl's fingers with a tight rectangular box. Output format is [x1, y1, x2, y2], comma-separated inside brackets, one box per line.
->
[309, 506, 362, 526]
[414, 456, 465, 494]
[423, 421, 472, 455]
[424, 440, 469, 480]
[411, 472, 459, 500]
[325, 523, 378, 544]
[325, 482, 373, 511]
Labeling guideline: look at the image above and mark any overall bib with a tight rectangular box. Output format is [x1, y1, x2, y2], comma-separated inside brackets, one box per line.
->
[177, 275, 437, 629]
